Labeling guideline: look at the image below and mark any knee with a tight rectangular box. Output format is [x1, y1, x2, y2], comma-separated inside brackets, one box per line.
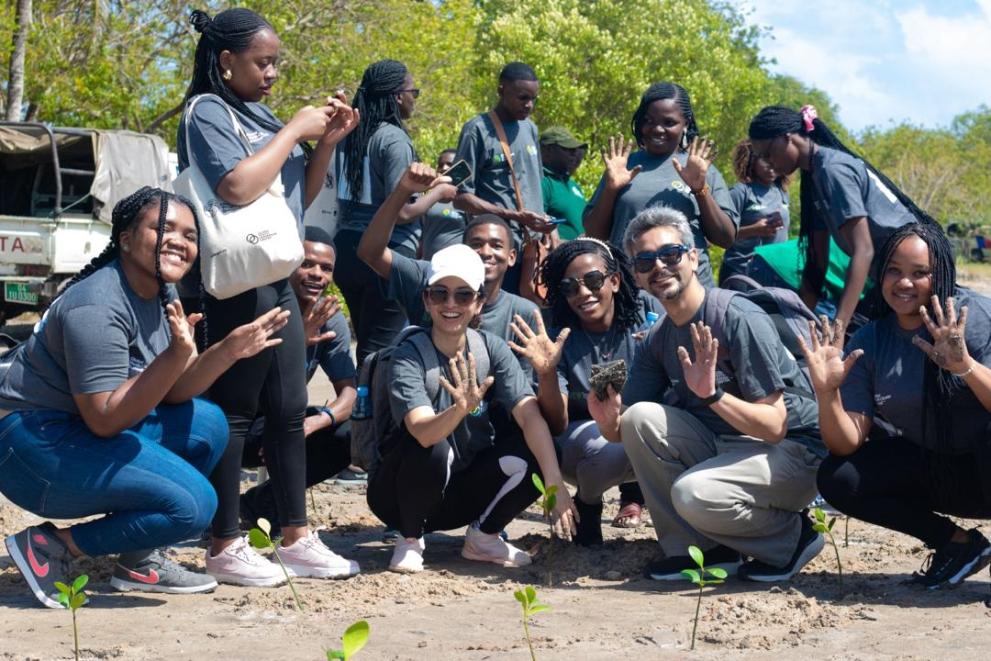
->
[620, 402, 665, 451]
[816, 454, 856, 505]
[167, 474, 218, 539]
[670, 472, 717, 527]
[190, 399, 230, 447]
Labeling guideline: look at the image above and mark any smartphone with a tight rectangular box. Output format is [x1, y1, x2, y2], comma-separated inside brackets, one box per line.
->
[549, 217, 569, 225]
[445, 159, 472, 187]
[766, 210, 784, 228]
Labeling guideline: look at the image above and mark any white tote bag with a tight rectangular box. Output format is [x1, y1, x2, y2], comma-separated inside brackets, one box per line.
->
[174, 94, 303, 300]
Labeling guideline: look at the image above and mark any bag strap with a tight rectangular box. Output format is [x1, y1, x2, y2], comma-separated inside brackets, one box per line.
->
[465, 328, 491, 383]
[408, 331, 442, 401]
[487, 110, 525, 212]
[701, 288, 738, 382]
[182, 94, 256, 162]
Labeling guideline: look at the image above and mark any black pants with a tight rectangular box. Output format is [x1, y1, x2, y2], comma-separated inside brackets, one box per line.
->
[334, 230, 411, 367]
[241, 417, 352, 526]
[367, 432, 540, 538]
[205, 279, 308, 539]
[817, 439, 991, 549]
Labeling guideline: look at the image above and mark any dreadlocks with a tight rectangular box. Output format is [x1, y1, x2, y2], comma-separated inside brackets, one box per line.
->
[631, 83, 699, 149]
[540, 239, 640, 332]
[341, 59, 410, 207]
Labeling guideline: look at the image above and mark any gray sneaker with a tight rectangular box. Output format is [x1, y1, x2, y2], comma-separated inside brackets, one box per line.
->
[111, 549, 218, 594]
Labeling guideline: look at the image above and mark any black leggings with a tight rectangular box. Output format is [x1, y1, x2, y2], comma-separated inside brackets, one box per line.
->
[817, 439, 991, 549]
[205, 279, 308, 539]
[367, 433, 540, 539]
[334, 230, 410, 367]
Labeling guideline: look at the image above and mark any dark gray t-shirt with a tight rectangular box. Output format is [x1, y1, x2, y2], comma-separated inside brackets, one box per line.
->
[335, 123, 420, 253]
[305, 311, 356, 383]
[420, 201, 468, 260]
[585, 150, 737, 287]
[624, 294, 820, 447]
[722, 182, 790, 277]
[177, 95, 306, 226]
[0, 261, 174, 414]
[841, 290, 991, 453]
[387, 330, 533, 470]
[810, 146, 915, 256]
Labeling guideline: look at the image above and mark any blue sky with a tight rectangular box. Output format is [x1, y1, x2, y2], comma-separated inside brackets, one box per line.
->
[743, 0, 991, 133]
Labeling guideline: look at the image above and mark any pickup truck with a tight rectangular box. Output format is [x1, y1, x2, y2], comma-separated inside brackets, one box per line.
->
[0, 122, 173, 325]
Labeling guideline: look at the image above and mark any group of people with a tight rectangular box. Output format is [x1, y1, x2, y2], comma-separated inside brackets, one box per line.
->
[2, 7, 990, 611]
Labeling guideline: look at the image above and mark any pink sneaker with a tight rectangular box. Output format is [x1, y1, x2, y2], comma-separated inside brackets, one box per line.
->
[461, 525, 531, 567]
[277, 531, 359, 579]
[389, 537, 425, 574]
[205, 536, 286, 587]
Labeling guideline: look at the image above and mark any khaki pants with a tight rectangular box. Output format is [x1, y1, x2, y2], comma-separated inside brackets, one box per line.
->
[621, 401, 820, 566]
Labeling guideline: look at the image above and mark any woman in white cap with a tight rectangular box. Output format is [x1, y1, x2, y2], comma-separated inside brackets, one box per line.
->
[366, 244, 578, 573]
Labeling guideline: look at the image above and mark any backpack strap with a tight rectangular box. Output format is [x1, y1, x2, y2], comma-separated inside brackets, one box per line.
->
[466, 328, 491, 383]
[407, 330, 442, 401]
[701, 287, 739, 382]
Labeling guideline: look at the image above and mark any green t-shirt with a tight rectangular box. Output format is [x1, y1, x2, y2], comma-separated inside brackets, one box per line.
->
[541, 168, 586, 241]
[753, 237, 867, 301]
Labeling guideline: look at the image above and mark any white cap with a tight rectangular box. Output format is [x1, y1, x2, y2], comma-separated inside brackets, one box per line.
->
[427, 244, 485, 291]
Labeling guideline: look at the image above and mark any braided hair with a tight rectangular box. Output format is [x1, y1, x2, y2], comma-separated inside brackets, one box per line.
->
[341, 59, 410, 206]
[186, 9, 283, 136]
[748, 106, 938, 295]
[730, 139, 792, 190]
[631, 83, 699, 149]
[540, 239, 640, 332]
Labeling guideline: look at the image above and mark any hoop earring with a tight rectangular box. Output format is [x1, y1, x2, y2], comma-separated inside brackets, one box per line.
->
[680, 132, 689, 150]
[222, 69, 232, 81]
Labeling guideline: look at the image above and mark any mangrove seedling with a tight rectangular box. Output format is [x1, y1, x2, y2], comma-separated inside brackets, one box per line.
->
[681, 545, 727, 651]
[326, 620, 370, 660]
[532, 473, 558, 585]
[514, 585, 550, 661]
[813, 507, 843, 584]
[249, 517, 304, 611]
[55, 574, 88, 661]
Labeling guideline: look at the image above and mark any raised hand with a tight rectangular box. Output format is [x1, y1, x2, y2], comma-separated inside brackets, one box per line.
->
[222, 307, 290, 361]
[797, 316, 862, 393]
[602, 134, 642, 190]
[319, 97, 360, 146]
[288, 105, 339, 142]
[439, 352, 494, 415]
[508, 313, 570, 377]
[913, 295, 972, 374]
[398, 162, 451, 195]
[672, 136, 715, 193]
[302, 295, 340, 346]
[166, 300, 202, 356]
[677, 321, 719, 399]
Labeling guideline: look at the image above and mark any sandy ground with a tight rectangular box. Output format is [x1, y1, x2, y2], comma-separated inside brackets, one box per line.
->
[3, 316, 991, 660]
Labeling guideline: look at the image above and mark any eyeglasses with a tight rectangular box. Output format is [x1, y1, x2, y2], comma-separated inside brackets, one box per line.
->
[559, 269, 613, 298]
[633, 245, 691, 273]
[399, 88, 420, 99]
[425, 286, 479, 306]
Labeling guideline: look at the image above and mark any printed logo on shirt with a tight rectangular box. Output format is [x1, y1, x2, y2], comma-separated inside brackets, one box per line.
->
[526, 144, 538, 156]
[245, 130, 267, 144]
[129, 355, 147, 376]
[570, 184, 584, 198]
[746, 202, 765, 212]
[672, 180, 691, 195]
[874, 392, 893, 407]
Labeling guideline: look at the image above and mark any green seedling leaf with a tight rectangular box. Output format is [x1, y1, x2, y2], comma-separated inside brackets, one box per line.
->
[342, 620, 369, 658]
[514, 589, 526, 605]
[532, 473, 546, 494]
[248, 527, 272, 550]
[814, 508, 826, 523]
[58, 593, 69, 607]
[681, 568, 701, 584]
[525, 585, 537, 603]
[515, 585, 549, 661]
[828, 518, 836, 531]
[72, 575, 89, 592]
[528, 604, 550, 615]
[70, 594, 86, 609]
[54, 581, 71, 595]
[708, 567, 729, 580]
[258, 517, 272, 536]
[545, 494, 557, 511]
[688, 545, 704, 569]
[326, 651, 345, 660]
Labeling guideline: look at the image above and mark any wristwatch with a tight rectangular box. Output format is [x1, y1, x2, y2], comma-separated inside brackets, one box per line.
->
[699, 387, 725, 406]
[692, 183, 710, 198]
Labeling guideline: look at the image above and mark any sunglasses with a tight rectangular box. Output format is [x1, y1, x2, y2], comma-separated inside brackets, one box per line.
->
[399, 88, 421, 99]
[425, 286, 479, 306]
[559, 269, 613, 298]
[634, 245, 691, 273]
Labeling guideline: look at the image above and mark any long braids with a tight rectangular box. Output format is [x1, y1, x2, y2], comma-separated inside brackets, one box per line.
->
[341, 59, 409, 206]
[748, 106, 939, 296]
[631, 82, 699, 149]
[540, 239, 640, 333]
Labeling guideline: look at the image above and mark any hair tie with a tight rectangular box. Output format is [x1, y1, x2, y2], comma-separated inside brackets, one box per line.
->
[800, 104, 818, 133]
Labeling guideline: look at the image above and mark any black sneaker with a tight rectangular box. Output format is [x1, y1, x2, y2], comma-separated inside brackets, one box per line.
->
[573, 498, 604, 547]
[911, 529, 991, 590]
[334, 467, 369, 485]
[111, 549, 218, 594]
[4, 522, 74, 609]
[645, 544, 742, 581]
[738, 512, 824, 582]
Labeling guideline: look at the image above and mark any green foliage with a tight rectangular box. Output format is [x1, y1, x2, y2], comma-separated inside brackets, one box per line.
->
[248, 517, 304, 611]
[513, 585, 550, 661]
[531, 472, 557, 520]
[326, 620, 370, 660]
[55, 573, 88, 661]
[681, 545, 726, 651]
[812, 507, 843, 584]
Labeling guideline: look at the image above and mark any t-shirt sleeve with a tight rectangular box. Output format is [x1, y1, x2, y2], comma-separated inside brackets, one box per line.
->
[388, 343, 434, 422]
[185, 97, 249, 192]
[541, 175, 553, 210]
[839, 325, 876, 418]
[486, 334, 534, 411]
[319, 314, 356, 382]
[375, 130, 416, 197]
[387, 253, 429, 314]
[623, 325, 670, 405]
[723, 299, 789, 400]
[729, 183, 748, 218]
[583, 172, 610, 227]
[820, 158, 869, 226]
[454, 121, 482, 197]
[60, 305, 133, 395]
[707, 166, 740, 229]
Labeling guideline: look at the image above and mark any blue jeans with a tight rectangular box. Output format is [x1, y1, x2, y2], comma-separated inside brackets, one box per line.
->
[0, 399, 227, 557]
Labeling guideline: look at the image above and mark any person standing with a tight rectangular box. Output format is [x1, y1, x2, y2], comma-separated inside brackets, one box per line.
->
[540, 126, 588, 241]
[420, 148, 469, 259]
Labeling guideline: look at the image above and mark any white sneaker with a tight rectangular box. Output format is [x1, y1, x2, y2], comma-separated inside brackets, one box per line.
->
[277, 531, 360, 579]
[389, 537, 425, 574]
[205, 536, 287, 587]
[461, 525, 531, 567]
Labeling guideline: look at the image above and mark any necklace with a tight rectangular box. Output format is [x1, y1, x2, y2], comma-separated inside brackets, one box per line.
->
[580, 324, 619, 364]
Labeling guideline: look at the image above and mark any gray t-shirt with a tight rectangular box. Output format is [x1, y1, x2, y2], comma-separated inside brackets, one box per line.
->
[810, 146, 915, 256]
[0, 261, 174, 414]
[305, 311, 356, 383]
[335, 123, 420, 253]
[177, 95, 306, 226]
[722, 182, 790, 278]
[624, 294, 820, 448]
[841, 290, 991, 453]
[387, 329, 533, 470]
[420, 201, 467, 260]
[585, 150, 737, 288]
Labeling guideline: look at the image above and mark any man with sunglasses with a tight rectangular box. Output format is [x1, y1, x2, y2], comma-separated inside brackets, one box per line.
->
[587, 204, 824, 583]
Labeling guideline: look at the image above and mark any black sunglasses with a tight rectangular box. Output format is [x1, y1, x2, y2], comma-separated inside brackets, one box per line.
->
[399, 88, 421, 99]
[559, 269, 613, 298]
[425, 285, 478, 306]
[634, 244, 691, 273]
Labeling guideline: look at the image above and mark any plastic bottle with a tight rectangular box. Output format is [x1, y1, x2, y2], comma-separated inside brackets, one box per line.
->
[352, 385, 371, 420]
[634, 311, 660, 338]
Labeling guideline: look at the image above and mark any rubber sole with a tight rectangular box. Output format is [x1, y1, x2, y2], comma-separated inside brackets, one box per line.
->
[461, 545, 532, 568]
[4, 533, 63, 609]
[110, 576, 218, 594]
[936, 545, 991, 589]
[647, 560, 742, 581]
[281, 561, 359, 579]
[740, 533, 826, 583]
[207, 571, 287, 587]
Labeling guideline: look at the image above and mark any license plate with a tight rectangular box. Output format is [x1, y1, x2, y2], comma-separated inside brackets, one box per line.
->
[4, 282, 38, 304]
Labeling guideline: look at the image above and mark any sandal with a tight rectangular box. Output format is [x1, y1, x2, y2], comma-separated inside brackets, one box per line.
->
[611, 501, 643, 529]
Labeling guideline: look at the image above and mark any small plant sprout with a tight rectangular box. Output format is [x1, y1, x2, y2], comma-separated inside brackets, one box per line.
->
[55, 574, 88, 661]
[844, 516, 850, 548]
[531, 473, 558, 585]
[514, 585, 550, 661]
[248, 517, 304, 611]
[681, 545, 727, 651]
[812, 507, 843, 584]
[326, 620, 370, 660]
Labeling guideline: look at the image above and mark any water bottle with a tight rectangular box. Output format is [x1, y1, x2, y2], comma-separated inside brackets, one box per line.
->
[353, 385, 371, 420]
[633, 311, 660, 339]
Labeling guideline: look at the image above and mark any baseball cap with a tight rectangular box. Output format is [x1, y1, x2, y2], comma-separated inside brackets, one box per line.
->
[540, 126, 587, 149]
[427, 244, 485, 291]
